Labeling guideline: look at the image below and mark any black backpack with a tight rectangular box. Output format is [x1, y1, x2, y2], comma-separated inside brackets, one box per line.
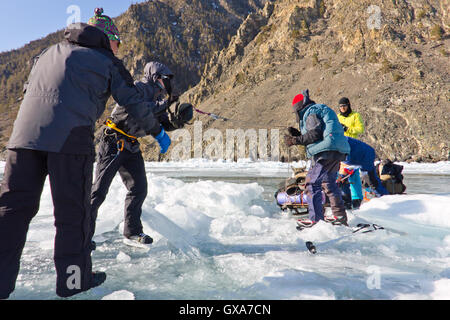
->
[377, 159, 406, 194]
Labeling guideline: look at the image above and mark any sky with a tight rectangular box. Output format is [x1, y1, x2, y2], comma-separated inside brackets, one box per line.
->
[0, 0, 148, 53]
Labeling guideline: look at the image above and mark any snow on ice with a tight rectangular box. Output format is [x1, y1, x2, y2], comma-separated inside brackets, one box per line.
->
[1, 160, 449, 300]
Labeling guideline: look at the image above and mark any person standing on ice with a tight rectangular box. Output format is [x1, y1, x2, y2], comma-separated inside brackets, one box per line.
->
[0, 8, 168, 299]
[337, 97, 365, 209]
[337, 97, 365, 139]
[284, 89, 350, 228]
[90, 61, 193, 245]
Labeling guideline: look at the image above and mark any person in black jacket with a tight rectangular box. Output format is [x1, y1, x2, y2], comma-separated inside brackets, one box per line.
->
[0, 9, 169, 299]
[91, 61, 193, 245]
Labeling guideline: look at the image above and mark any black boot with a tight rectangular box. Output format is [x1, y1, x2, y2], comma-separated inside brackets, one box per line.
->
[345, 201, 352, 210]
[352, 199, 362, 210]
[91, 271, 107, 288]
[126, 233, 153, 244]
[57, 271, 106, 298]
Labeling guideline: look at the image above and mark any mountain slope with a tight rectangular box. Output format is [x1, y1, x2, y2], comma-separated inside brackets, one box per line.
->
[0, 0, 267, 156]
[176, 0, 449, 162]
[0, 0, 448, 162]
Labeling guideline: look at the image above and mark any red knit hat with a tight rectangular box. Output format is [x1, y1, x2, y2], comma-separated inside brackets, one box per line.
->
[292, 93, 304, 106]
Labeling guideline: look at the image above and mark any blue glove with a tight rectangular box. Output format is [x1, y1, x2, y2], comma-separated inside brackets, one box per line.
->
[155, 127, 171, 154]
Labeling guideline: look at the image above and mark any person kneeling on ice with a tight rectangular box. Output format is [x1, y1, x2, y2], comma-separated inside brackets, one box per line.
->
[344, 137, 389, 198]
[90, 61, 193, 245]
[284, 89, 350, 229]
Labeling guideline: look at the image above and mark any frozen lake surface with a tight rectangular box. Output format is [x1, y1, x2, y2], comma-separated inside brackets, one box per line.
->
[1, 160, 449, 300]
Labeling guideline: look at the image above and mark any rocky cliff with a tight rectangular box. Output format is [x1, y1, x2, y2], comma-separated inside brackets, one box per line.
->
[1, 0, 448, 162]
[0, 0, 267, 157]
[169, 0, 449, 163]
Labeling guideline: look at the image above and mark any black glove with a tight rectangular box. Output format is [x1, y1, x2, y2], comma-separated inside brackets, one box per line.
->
[157, 112, 176, 132]
[168, 94, 179, 105]
[342, 124, 348, 132]
[284, 135, 299, 147]
[169, 102, 194, 129]
[153, 99, 169, 117]
[288, 127, 301, 136]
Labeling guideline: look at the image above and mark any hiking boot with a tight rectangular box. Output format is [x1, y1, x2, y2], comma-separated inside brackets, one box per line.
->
[296, 218, 316, 230]
[352, 199, 362, 210]
[344, 201, 352, 210]
[127, 233, 153, 244]
[324, 215, 348, 226]
[91, 271, 107, 288]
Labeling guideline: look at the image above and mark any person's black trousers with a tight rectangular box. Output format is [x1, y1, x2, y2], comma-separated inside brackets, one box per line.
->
[91, 136, 147, 239]
[0, 149, 95, 298]
[305, 158, 347, 222]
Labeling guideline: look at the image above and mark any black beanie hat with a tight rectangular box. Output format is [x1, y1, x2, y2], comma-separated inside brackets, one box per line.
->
[338, 97, 350, 106]
[338, 97, 352, 117]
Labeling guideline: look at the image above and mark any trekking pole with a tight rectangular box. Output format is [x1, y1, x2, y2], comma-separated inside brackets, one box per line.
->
[192, 106, 292, 129]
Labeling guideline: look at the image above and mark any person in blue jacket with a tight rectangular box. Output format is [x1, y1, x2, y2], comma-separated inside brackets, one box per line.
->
[285, 89, 350, 228]
[344, 137, 389, 197]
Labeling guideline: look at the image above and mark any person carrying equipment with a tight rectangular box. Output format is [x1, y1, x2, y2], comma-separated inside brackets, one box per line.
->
[0, 9, 162, 299]
[284, 89, 350, 228]
[90, 61, 193, 245]
[337, 97, 365, 209]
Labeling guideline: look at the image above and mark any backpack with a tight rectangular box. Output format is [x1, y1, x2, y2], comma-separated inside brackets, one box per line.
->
[377, 159, 406, 194]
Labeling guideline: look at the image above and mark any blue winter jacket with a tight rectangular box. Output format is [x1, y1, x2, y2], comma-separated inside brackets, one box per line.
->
[298, 103, 350, 158]
[344, 137, 376, 171]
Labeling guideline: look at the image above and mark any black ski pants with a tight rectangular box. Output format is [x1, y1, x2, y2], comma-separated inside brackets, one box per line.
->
[91, 136, 147, 239]
[0, 149, 95, 298]
[305, 158, 347, 222]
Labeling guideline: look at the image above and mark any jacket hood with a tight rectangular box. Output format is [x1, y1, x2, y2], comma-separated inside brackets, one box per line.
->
[300, 89, 315, 109]
[142, 61, 174, 83]
[294, 89, 316, 122]
[64, 23, 112, 52]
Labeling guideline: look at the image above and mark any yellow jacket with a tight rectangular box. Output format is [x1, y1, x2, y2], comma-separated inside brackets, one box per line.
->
[337, 112, 364, 138]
